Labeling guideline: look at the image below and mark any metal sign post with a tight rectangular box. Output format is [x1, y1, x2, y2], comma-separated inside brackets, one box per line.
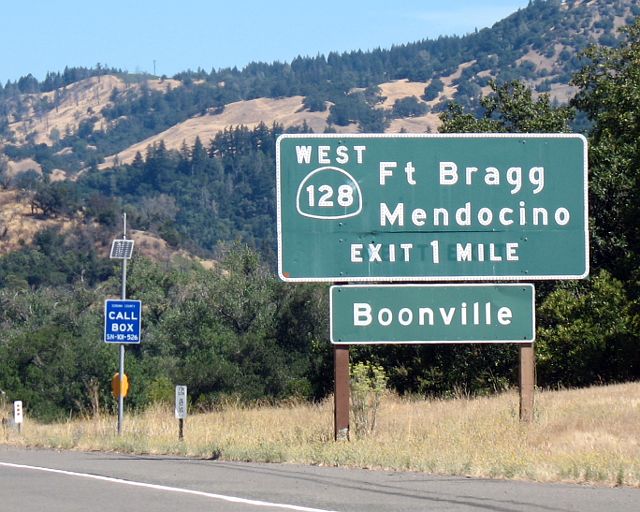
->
[175, 385, 187, 440]
[108, 213, 136, 436]
[13, 400, 23, 434]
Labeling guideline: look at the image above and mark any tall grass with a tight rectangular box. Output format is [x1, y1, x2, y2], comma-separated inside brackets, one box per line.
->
[2, 382, 639, 487]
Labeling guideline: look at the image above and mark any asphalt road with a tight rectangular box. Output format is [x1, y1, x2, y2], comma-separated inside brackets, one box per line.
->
[0, 446, 638, 512]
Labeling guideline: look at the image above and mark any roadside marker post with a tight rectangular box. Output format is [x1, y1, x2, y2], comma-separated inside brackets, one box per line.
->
[175, 385, 187, 441]
[13, 400, 23, 434]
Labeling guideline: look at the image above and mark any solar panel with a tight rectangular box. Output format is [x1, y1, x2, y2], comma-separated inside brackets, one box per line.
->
[110, 239, 135, 259]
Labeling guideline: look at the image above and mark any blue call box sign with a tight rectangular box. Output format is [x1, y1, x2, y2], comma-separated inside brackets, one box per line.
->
[104, 299, 142, 344]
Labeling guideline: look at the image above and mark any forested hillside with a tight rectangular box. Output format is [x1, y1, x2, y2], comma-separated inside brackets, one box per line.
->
[1, 0, 635, 259]
[1, 0, 639, 420]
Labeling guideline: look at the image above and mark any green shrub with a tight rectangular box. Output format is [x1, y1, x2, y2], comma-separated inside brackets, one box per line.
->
[350, 362, 387, 438]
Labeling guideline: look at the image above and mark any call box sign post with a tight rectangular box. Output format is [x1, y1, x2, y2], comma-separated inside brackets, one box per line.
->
[276, 134, 588, 282]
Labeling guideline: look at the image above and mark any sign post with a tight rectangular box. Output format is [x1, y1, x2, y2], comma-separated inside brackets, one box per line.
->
[334, 347, 350, 441]
[519, 343, 536, 422]
[175, 385, 187, 441]
[107, 213, 137, 435]
[13, 400, 22, 434]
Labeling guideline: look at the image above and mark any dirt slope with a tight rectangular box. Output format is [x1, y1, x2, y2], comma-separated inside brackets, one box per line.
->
[100, 96, 359, 167]
[8, 75, 181, 146]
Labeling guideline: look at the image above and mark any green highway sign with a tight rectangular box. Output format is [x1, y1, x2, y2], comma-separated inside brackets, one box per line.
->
[276, 134, 588, 282]
[330, 284, 535, 344]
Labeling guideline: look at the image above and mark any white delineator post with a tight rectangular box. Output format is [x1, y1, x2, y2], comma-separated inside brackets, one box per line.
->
[175, 386, 187, 440]
[13, 400, 23, 434]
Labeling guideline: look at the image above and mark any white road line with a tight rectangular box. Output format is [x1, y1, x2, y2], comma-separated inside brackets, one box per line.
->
[0, 461, 339, 512]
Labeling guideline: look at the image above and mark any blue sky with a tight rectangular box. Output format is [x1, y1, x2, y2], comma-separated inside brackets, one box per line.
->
[1, 1, 530, 83]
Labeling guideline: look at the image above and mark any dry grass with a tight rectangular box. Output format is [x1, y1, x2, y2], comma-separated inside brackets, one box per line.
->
[0, 190, 76, 254]
[377, 80, 429, 109]
[8, 75, 182, 146]
[99, 96, 347, 168]
[127, 229, 216, 268]
[0, 190, 213, 267]
[2, 382, 639, 487]
[102, 77, 459, 168]
[9, 75, 125, 145]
